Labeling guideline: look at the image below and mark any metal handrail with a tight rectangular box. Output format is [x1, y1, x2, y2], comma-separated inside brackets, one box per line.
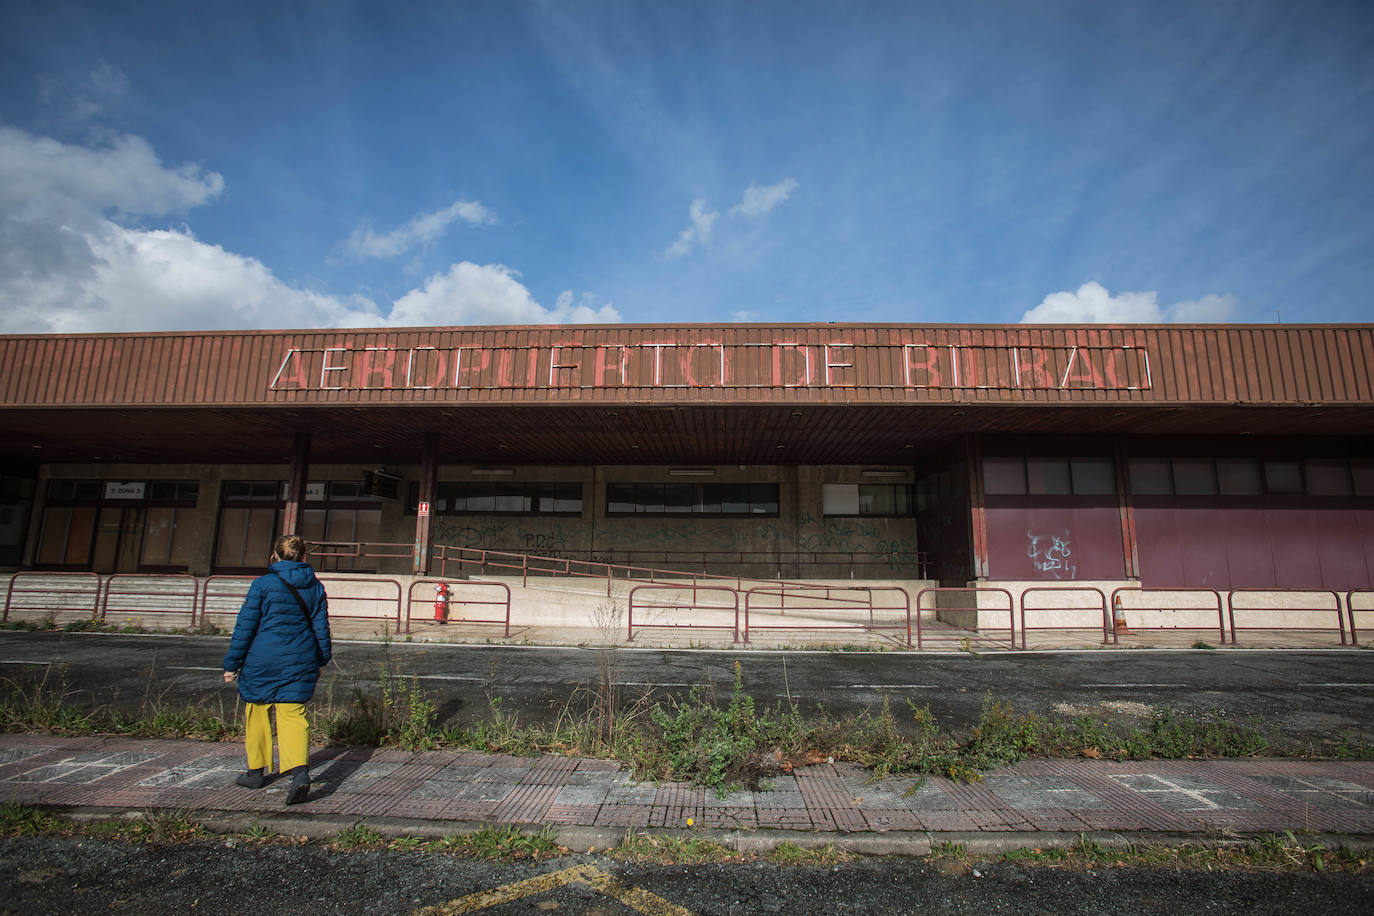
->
[913, 587, 1016, 650]
[1020, 587, 1110, 649]
[100, 573, 199, 626]
[406, 578, 511, 637]
[1348, 589, 1374, 645]
[1108, 587, 1226, 644]
[3, 571, 103, 623]
[628, 584, 740, 643]
[743, 585, 912, 647]
[1227, 588, 1345, 645]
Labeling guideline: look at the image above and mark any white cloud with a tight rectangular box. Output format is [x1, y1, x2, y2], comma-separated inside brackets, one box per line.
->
[344, 198, 496, 259]
[0, 125, 615, 333]
[1020, 281, 1236, 324]
[0, 126, 223, 218]
[730, 178, 798, 218]
[664, 199, 719, 258]
[390, 263, 619, 326]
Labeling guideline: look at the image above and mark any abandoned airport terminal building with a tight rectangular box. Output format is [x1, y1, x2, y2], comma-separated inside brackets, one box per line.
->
[1, 323, 1372, 626]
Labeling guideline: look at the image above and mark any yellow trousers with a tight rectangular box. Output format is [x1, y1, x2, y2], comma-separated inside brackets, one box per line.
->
[243, 702, 309, 773]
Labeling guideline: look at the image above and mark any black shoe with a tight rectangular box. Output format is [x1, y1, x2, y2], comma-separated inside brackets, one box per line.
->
[285, 767, 310, 805]
[235, 768, 266, 789]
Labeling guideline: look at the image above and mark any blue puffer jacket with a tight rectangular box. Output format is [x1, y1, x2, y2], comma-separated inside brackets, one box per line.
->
[223, 561, 332, 704]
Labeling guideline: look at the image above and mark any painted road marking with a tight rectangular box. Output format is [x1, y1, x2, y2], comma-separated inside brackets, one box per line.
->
[410, 864, 697, 916]
[838, 684, 939, 689]
[0, 660, 58, 665]
[1081, 683, 1189, 688]
[415, 675, 489, 682]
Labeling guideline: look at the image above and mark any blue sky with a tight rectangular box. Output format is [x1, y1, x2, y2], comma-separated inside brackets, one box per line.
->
[1, 0, 1371, 333]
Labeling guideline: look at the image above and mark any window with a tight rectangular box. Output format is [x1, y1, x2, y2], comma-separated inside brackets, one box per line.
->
[223, 480, 281, 503]
[1354, 459, 1374, 496]
[1305, 459, 1352, 496]
[1027, 458, 1072, 495]
[409, 482, 583, 515]
[1128, 458, 1172, 495]
[1263, 461, 1303, 493]
[1217, 459, 1262, 495]
[1172, 459, 1217, 496]
[822, 483, 912, 516]
[982, 458, 1026, 495]
[44, 480, 102, 504]
[608, 482, 778, 516]
[986, 457, 1116, 496]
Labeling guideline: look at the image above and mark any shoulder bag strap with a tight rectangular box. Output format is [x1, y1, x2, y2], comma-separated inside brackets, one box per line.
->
[269, 570, 312, 622]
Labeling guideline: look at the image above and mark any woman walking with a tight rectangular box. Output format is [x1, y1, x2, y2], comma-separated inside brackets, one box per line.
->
[223, 534, 332, 805]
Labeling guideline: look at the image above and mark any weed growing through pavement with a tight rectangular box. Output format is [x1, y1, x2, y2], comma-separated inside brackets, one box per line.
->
[441, 824, 562, 861]
[610, 829, 743, 865]
[331, 822, 387, 850]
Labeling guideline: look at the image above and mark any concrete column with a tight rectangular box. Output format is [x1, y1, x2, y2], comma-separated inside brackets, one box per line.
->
[281, 432, 311, 537]
[966, 434, 989, 580]
[413, 433, 439, 575]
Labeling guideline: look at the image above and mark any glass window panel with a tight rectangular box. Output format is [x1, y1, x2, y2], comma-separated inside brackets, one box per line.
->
[823, 483, 860, 515]
[1353, 459, 1374, 496]
[695, 484, 722, 514]
[141, 507, 176, 565]
[1070, 458, 1116, 495]
[1027, 458, 1071, 495]
[38, 507, 74, 564]
[1172, 459, 1217, 495]
[553, 484, 583, 514]
[1216, 459, 1262, 496]
[215, 508, 249, 568]
[720, 484, 749, 514]
[858, 485, 896, 515]
[493, 486, 528, 513]
[750, 484, 780, 515]
[325, 510, 355, 543]
[354, 509, 382, 543]
[224, 481, 252, 501]
[663, 484, 693, 514]
[1264, 460, 1303, 493]
[300, 509, 327, 543]
[1305, 459, 1352, 496]
[465, 484, 496, 513]
[1129, 458, 1172, 495]
[607, 484, 635, 514]
[982, 458, 1027, 495]
[637, 483, 664, 514]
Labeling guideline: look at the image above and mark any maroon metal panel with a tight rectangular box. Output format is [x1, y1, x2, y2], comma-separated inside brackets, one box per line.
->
[985, 504, 1126, 581]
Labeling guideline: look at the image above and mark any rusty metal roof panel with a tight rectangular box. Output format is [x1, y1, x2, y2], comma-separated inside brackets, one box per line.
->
[1, 324, 1372, 409]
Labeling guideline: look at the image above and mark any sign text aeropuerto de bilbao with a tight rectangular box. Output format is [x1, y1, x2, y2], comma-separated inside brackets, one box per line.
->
[269, 340, 1153, 392]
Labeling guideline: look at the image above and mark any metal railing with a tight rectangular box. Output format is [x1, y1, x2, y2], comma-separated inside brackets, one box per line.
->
[100, 574, 199, 627]
[406, 578, 511, 637]
[431, 545, 831, 596]
[743, 585, 912, 646]
[1109, 588, 1227, 644]
[1349, 589, 1374, 645]
[3, 571, 103, 623]
[1020, 587, 1111, 649]
[914, 587, 1016, 650]
[628, 584, 740, 643]
[1227, 588, 1346, 645]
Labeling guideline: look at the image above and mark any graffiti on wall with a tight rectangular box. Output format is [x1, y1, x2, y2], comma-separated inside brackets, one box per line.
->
[1027, 530, 1077, 579]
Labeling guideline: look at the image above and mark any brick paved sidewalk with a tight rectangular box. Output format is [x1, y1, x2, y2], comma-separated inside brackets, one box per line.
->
[3, 734, 1372, 841]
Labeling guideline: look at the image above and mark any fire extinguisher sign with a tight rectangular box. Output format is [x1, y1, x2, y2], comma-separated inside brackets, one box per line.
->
[418, 501, 431, 517]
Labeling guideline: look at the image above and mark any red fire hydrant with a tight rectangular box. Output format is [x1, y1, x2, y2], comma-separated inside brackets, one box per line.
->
[433, 582, 450, 624]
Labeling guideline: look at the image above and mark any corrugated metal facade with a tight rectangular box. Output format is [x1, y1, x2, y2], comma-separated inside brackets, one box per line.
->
[3, 324, 1371, 408]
